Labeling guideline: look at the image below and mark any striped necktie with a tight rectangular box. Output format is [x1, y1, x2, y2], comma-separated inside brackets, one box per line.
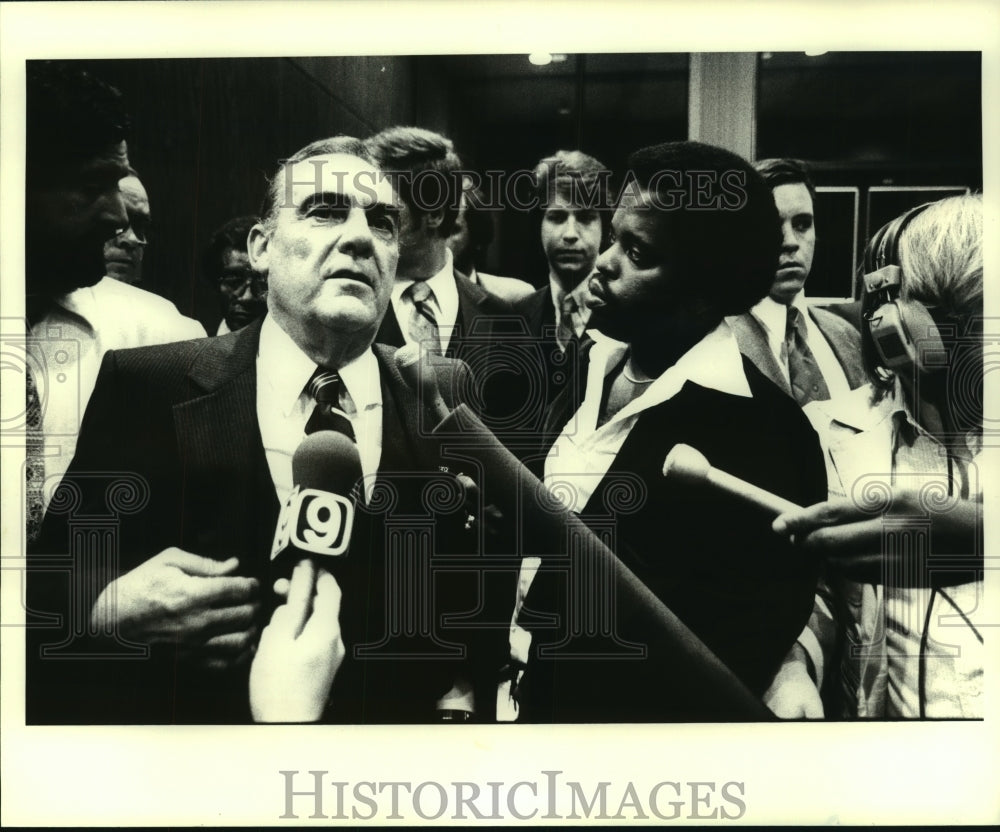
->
[304, 369, 356, 440]
[405, 280, 441, 355]
[25, 361, 45, 544]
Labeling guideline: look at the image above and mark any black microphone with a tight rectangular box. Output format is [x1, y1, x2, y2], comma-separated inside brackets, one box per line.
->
[394, 342, 452, 425]
[270, 430, 363, 583]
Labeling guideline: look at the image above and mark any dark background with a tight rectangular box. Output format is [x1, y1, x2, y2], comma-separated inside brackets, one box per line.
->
[70, 52, 982, 330]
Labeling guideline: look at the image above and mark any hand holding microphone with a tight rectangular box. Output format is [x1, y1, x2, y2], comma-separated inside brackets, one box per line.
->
[250, 558, 346, 723]
[662, 444, 803, 516]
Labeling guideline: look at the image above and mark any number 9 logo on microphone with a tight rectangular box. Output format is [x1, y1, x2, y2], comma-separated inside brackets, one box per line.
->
[293, 488, 354, 556]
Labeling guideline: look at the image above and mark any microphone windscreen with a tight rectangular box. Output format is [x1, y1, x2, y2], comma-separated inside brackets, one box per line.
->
[292, 430, 362, 496]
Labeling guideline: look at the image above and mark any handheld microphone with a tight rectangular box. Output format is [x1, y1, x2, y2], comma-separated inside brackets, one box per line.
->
[662, 443, 802, 516]
[270, 431, 363, 581]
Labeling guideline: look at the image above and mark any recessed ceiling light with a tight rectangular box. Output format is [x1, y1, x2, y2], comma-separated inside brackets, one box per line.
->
[529, 53, 553, 66]
[804, 50, 828, 57]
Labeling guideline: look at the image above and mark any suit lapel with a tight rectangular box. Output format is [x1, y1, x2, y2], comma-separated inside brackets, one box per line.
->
[728, 313, 791, 397]
[376, 304, 406, 348]
[811, 307, 866, 389]
[373, 343, 429, 473]
[171, 321, 278, 571]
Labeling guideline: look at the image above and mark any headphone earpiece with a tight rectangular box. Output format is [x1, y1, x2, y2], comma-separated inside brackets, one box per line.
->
[861, 203, 944, 374]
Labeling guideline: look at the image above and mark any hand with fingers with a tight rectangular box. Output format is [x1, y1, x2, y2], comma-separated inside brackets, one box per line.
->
[773, 491, 981, 584]
[762, 643, 824, 719]
[91, 548, 261, 671]
[250, 558, 346, 723]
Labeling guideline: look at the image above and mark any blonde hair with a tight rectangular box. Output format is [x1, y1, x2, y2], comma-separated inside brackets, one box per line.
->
[898, 193, 983, 316]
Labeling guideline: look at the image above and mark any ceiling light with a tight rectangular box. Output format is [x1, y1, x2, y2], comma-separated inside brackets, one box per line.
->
[529, 53, 553, 66]
[804, 50, 828, 57]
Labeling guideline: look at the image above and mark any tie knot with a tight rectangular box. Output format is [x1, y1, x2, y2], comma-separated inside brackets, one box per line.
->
[785, 305, 806, 338]
[309, 369, 343, 404]
[407, 280, 433, 305]
[561, 293, 578, 317]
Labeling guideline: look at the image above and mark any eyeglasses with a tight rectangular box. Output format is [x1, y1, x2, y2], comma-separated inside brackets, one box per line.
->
[219, 273, 268, 295]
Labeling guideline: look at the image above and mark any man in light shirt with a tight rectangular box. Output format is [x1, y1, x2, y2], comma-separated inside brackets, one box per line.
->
[30, 135, 492, 724]
[22, 64, 204, 548]
[728, 158, 865, 407]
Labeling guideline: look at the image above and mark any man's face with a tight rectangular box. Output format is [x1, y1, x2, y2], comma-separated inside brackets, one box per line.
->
[103, 175, 150, 284]
[26, 139, 130, 294]
[768, 182, 816, 305]
[586, 190, 675, 343]
[540, 194, 602, 290]
[217, 248, 267, 331]
[248, 153, 399, 348]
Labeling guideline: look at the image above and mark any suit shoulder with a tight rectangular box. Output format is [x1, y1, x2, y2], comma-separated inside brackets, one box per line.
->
[103, 329, 241, 393]
[477, 272, 536, 303]
[811, 304, 862, 342]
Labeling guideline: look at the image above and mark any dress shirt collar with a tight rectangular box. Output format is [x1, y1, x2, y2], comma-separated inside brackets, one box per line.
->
[822, 379, 981, 460]
[391, 250, 460, 350]
[584, 320, 752, 429]
[548, 272, 593, 336]
[750, 290, 809, 339]
[391, 249, 458, 311]
[257, 313, 382, 416]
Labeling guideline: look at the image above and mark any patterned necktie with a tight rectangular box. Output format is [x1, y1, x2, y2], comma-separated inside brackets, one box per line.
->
[304, 369, 356, 440]
[405, 281, 441, 355]
[785, 305, 831, 406]
[556, 292, 579, 354]
[25, 361, 45, 544]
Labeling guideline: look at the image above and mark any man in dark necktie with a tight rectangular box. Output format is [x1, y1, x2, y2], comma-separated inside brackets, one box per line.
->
[30, 135, 499, 724]
[363, 126, 511, 358]
[728, 158, 865, 407]
[488, 150, 609, 454]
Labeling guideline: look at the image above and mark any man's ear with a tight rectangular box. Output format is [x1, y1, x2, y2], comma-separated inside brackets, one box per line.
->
[247, 222, 271, 271]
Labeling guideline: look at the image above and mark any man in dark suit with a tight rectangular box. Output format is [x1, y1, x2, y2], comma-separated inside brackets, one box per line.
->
[482, 151, 608, 452]
[28, 136, 500, 724]
[363, 126, 510, 360]
[516, 142, 828, 721]
[728, 158, 865, 407]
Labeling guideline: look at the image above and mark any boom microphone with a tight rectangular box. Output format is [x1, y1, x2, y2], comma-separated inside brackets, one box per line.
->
[394, 342, 452, 425]
[430, 404, 772, 720]
[270, 431, 363, 581]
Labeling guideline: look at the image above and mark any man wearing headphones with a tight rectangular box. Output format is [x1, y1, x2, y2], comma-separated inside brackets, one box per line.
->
[768, 194, 984, 719]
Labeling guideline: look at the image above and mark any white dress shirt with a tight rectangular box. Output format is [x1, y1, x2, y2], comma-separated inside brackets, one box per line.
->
[255, 315, 383, 505]
[748, 291, 851, 400]
[23, 277, 206, 508]
[390, 249, 460, 353]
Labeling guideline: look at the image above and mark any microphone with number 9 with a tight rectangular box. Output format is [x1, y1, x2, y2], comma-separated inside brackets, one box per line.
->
[270, 431, 363, 586]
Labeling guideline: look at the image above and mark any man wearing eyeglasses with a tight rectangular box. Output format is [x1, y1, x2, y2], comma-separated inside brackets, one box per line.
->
[103, 171, 150, 286]
[203, 215, 269, 334]
[23, 64, 206, 545]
